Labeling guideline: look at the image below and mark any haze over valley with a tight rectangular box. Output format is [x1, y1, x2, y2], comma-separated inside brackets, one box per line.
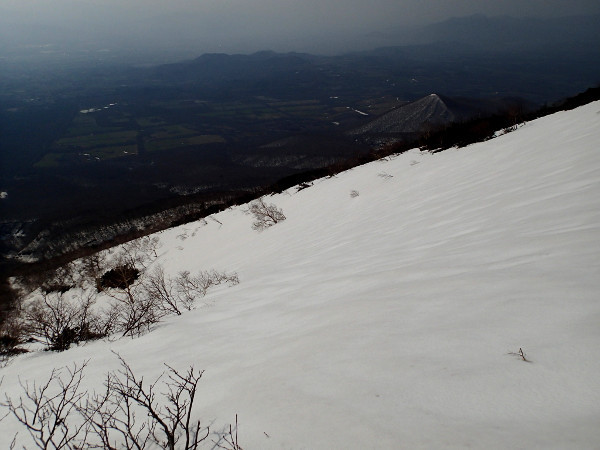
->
[0, 2, 599, 291]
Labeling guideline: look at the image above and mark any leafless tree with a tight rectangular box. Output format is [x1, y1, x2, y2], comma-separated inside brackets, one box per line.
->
[144, 266, 183, 316]
[175, 270, 239, 300]
[23, 291, 102, 351]
[93, 260, 238, 339]
[80, 253, 108, 286]
[0, 309, 28, 364]
[248, 198, 286, 231]
[145, 267, 239, 316]
[82, 355, 210, 450]
[2, 357, 241, 450]
[82, 386, 155, 450]
[95, 262, 158, 338]
[15, 262, 77, 298]
[108, 287, 161, 339]
[116, 237, 160, 271]
[1, 361, 91, 449]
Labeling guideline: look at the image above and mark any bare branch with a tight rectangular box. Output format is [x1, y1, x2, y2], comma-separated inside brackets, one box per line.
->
[214, 414, 243, 450]
[1, 361, 91, 449]
[100, 353, 209, 450]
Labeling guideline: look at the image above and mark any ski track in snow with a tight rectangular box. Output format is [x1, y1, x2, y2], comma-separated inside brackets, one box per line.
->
[2, 101, 600, 449]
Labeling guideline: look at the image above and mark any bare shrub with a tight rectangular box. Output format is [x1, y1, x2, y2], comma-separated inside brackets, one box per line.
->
[214, 414, 243, 450]
[1, 361, 92, 449]
[145, 267, 240, 315]
[176, 270, 239, 299]
[144, 266, 184, 316]
[0, 311, 28, 361]
[172, 271, 202, 311]
[95, 236, 159, 291]
[105, 282, 161, 339]
[350, 190, 360, 198]
[248, 198, 286, 231]
[2, 357, 239, 450]
[94, 261, 160, 338]
[98, 261, 238, 338]
[116, 236, 161, 271]
[83, 355, 210, 450]
[295, 182, 312, 192]
[16, 262, 77, 297]
[502, 124, 518, 134]
[23, 291, 104, 351]
[80, 252, 107, 285]
[41, 282, 74, 295]
[141, 236, 161, 259]
[44, 262, 77, 294]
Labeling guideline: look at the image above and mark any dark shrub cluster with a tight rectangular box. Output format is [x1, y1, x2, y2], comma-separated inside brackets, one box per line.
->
[98, 264, 140, 290]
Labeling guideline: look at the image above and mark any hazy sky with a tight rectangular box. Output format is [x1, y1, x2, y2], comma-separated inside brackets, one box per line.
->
[2, 0, 600, 56]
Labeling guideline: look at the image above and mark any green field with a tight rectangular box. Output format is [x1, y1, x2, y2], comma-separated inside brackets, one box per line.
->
[149, 125, 198, 140]
[38, 111, 140, 167]
[146, 135, 225, 152]
[34, 153, 68, 168]
[54, 130, 137, 150]
[64, 115, 110, 137]
[136, 117, 167, 127]
[36, 93, 354, 168]
[85, 144, 138, 160]
[35, 144, 138, 167]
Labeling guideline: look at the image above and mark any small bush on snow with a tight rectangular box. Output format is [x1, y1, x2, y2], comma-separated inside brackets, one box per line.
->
[248, 198, 286, 231]
[143, 266, 239, 316]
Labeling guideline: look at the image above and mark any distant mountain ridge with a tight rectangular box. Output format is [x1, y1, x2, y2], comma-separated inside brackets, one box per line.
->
[380, 14, 600, 53]
[154, 51, 314, 83]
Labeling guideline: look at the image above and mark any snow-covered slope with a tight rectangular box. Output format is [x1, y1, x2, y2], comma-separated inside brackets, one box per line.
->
[349, 93, 455, 134]
[2, 101, 600, 449]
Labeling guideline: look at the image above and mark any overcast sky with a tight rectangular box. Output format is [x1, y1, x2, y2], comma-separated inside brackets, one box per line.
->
[2, 0, 600, 56]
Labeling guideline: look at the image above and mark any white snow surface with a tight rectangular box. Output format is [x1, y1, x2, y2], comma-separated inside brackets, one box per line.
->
[2, 101, 600, 449]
